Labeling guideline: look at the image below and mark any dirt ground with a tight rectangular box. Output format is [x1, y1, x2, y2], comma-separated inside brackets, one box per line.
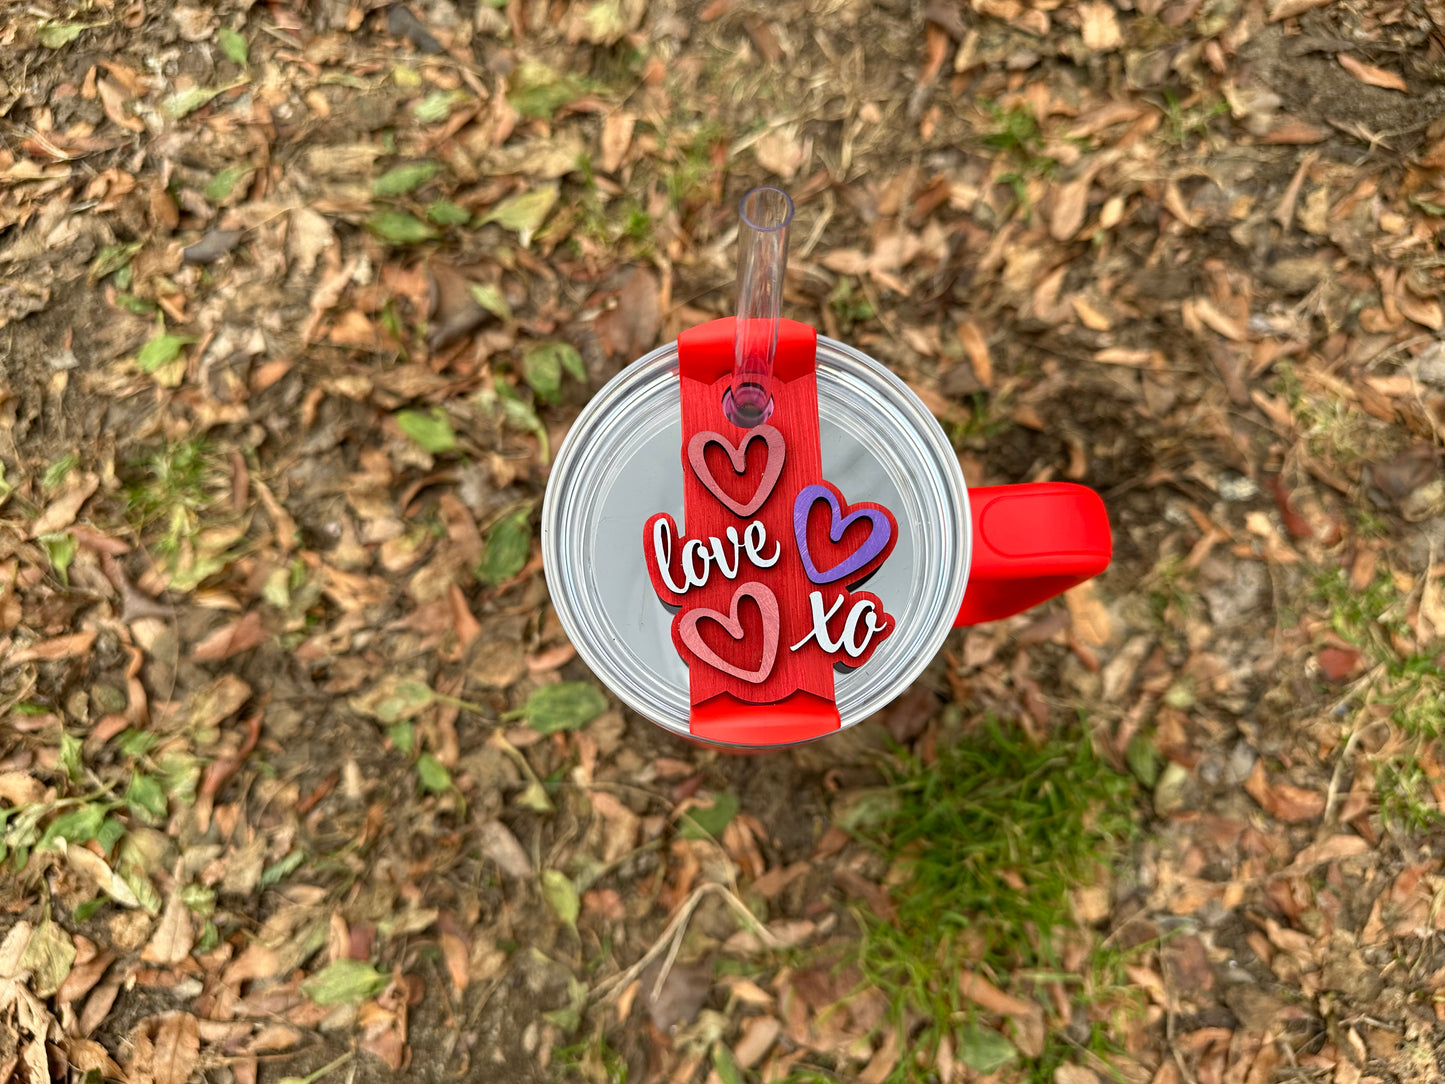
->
[3, 0, 1445, 1082]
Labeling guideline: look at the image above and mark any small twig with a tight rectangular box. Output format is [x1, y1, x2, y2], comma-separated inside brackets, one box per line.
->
[1319, 727, 1362, 836]
[590, 881, 782, 1003]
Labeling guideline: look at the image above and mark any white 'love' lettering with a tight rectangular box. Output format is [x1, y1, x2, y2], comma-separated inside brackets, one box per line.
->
[651, 517, 780, 595]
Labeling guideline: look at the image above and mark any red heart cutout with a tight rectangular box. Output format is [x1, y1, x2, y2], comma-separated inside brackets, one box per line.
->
[677, 582, 780, 684]
[687, 426, 786, 517]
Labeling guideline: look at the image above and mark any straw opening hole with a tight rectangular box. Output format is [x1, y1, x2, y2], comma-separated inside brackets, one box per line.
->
[722, 384, 774, 428]
[739, 187, 794, 234]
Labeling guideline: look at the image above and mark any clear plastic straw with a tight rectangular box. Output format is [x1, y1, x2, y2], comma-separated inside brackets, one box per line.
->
[727, 187, 794, 428]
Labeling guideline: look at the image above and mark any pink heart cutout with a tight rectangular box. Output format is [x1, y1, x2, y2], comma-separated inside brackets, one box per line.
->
[678, 582, 780, 684]
[687, 426, 786, 518]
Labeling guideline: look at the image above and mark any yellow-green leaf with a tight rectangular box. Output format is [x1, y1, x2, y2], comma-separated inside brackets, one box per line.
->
[395, 407, 456, 453]
[217, 27, 248, 65]
[374, 162, 442, 197]
[540, 869, 579, 929]
[482, 186, 558, 242]
[468, 283, 512, 321]
[416, 753, 451, 794]
[137, 332, 196, 373]
[479, 510, 531, 587]
[302, 960, 388, 1005]
[428, 199, 472, 226]
[523, 682, 607, 733]
[38, 21, 88, 48]
[366, 211, 439, 245]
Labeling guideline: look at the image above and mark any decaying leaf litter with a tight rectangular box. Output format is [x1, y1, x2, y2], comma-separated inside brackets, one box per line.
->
[2, 0, 1444, 1080]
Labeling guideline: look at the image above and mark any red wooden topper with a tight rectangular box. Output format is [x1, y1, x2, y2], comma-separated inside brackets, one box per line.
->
[643, 318, 899, 745]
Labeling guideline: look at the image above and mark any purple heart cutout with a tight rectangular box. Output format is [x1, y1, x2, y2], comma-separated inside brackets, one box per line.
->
[793, 484, 892, 585]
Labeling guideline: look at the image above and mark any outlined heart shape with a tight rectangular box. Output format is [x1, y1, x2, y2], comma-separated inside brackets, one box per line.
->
[687, 426, 786, 518]
[677, 581, 780, 684]
[794, 483, 895, 585]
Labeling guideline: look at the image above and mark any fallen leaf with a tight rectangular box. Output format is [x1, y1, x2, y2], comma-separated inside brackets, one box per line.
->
[1078, 2, 1121, 50]
[1337, 54, 1408, 93]
[151, 1013, 200, 1084]
[142, 887, 195, 966]
[541, 869, 580, 928]
[754, 128, 804, 180]
[31, 471, 99, 536]
[1317, 645, 1363, 682]
[0, 773, 45, 806]
[641, 956, 712, 1033]
[98, 78, 143, 132]
[1284, 834, 1370, 876]
[19, 912, 75, 997]
[288, 208, 334, 276]
[594, 266, 661, 361]
[522, 682, 607, 732]
[1055, 1067, 1102, 1084]
[8, 630, 97, 665]
[1268, 0, 1331, 19]
[191, 611, 267, 661]
[482, 185, 558, 244]
[733, 1016, 781, 1068]
[302, 960, 389, 1005]
[1050, 172, 1093, 241]
[959, 970, 1035, 1017]
[1065, 581, 1112, 645]
[599, 111, 636, 173]
[957, 321, 993, 387]
[1245, 761, 1326, 822]
[65, 1038, 124, 1080]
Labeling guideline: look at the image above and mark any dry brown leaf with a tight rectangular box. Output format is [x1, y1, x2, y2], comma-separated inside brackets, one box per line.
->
[821, 249, 871, 275]
[1070, 295, 1112, 331]
[1055, 1067, 1102, 1084]
[1284, 834, 1370, 876]
[859, 1027, 901, 1084]
[1268, 0, 1331, 18]
[733, 1016, 781, 1068]
[1050, 173, 1093, 241]
[600, 112, 635, 174]
[1193, 298, 1248, 342]
[957, 320, 993, 387]
[1079, 1, 1121, 49]
[151, 1014, 200, 1084]
[288, 208, 334, 276]
[477, 819, 532, 879]
[594, 266, 661, 360]
[1065, 581, 1112, 646]
[65, 1038, 124, 1080]
[9, 630, 98, 665]
[98, 78, 143, 132]
[142, 888, 195, 966]
[191, 611, 267, 661]
[1396, 291, 1443, 331]
[188, 673, 252, 730]
[31, 472, 99, 536]
[1094, 347, 1163, 369]
[440, 932, 469, 992]
[0, 772, 45, 806]
[1245, 761, 1326, 822]
[754, 128, 805, 180]
[1337, 54, 1408, 93]
[959, 969, 1035, 1016]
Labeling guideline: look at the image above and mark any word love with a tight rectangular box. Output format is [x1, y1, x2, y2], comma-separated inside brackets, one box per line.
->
[649, 516, 778, 595]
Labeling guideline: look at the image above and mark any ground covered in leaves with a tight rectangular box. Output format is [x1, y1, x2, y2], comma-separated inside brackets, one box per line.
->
[3, 0, 1445, 1081]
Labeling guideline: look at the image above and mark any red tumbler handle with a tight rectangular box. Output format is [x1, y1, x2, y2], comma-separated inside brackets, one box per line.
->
[953, 483, 1112, 627]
